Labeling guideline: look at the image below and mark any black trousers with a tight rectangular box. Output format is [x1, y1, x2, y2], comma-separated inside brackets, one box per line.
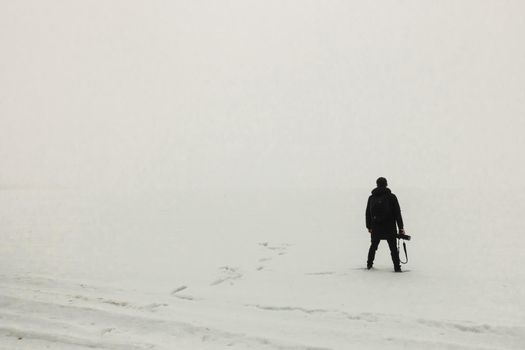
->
[367, 236, 400, 268]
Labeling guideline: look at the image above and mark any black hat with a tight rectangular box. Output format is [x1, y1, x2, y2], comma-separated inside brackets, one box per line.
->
[376, 177, 388, 187]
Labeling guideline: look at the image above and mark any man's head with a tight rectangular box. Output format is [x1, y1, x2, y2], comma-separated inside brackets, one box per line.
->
[376, 177, 388, 188]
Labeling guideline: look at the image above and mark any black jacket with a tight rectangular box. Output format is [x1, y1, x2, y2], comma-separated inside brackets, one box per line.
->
[366, 187, 404, 239]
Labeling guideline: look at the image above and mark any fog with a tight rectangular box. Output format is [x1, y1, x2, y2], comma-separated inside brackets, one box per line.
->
[1, 1, 524, 191]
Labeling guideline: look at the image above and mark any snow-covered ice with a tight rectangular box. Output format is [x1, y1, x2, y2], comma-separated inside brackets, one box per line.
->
[1, 188, 524, 349]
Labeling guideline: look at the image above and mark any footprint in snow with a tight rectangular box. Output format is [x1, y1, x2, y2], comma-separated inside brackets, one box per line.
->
[171, 286, 188, 295]
[256, 242, 292, 271]
[211, 266, 243, 286]
[101, 328, 115, 336]
[171, 285, 197, 301]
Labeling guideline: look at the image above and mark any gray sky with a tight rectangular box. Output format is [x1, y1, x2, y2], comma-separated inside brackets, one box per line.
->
[1, 1, 524, 190]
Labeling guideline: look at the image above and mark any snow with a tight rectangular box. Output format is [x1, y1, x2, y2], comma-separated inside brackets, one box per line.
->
[1, 188, 524, 349]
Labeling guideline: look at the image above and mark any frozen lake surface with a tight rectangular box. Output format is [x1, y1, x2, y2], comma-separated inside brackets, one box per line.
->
[1, 188, 524, 349]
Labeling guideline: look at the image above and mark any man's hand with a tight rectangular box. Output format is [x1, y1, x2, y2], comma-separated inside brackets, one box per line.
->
[399, 229, 405, 234]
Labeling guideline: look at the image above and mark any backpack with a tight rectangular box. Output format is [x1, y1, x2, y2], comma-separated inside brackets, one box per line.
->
[369, 195, 392, 223]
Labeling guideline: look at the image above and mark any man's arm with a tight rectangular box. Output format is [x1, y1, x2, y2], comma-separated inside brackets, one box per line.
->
[365, 197, 372, 232]
[392, 194, 404, 232]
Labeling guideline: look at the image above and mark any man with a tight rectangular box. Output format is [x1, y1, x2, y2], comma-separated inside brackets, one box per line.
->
[365, 177, 404, 272]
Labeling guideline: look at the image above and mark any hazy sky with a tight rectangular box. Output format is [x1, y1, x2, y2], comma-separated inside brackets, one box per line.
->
[1, 1, 524, 190]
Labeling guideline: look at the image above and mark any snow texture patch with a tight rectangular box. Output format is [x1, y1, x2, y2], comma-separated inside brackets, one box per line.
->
[247, 304, 380, 322]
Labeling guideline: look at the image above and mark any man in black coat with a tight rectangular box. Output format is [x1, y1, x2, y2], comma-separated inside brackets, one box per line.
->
[365, 177, 404, 272]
